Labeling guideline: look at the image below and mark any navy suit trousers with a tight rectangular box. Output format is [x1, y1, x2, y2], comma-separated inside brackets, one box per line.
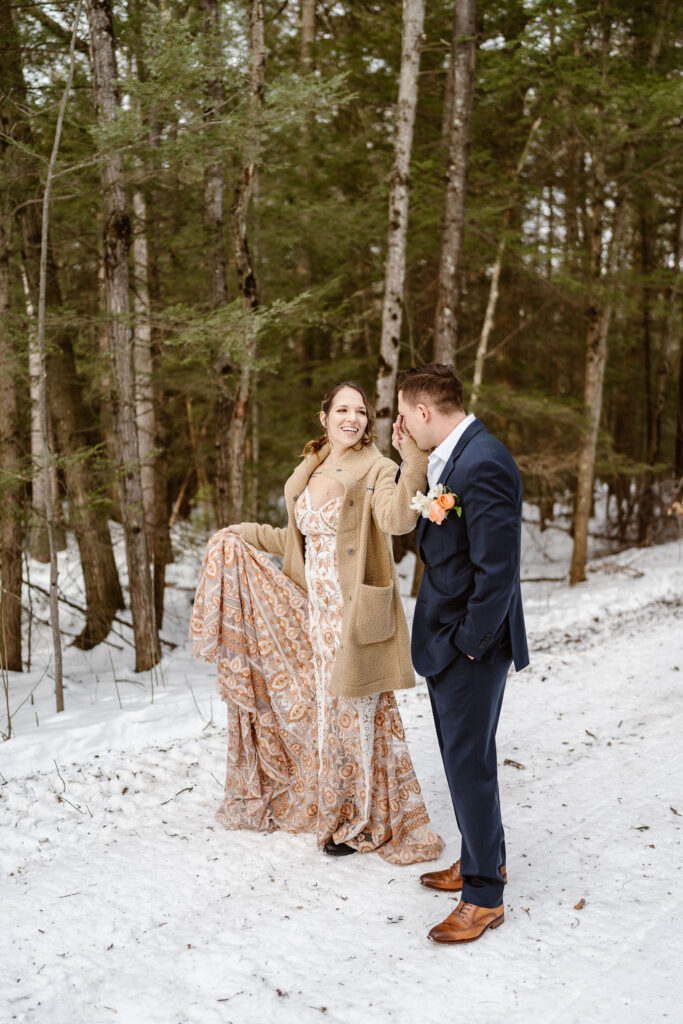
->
[427, 646, 510, 908]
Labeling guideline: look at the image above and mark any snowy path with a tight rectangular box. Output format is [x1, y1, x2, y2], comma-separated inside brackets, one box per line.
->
[2, 536, 682, 1023]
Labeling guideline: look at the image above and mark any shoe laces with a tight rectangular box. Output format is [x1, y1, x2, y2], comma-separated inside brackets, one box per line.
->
[455, 901, 474, 919]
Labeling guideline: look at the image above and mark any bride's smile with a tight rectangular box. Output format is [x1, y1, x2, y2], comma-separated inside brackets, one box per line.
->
[321, 385, 369, 453]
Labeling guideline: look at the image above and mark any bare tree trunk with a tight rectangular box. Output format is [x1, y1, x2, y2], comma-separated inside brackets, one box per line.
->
[471, 118, 541, 408]
[291, 0, 316, 382]
[677, 322, 683, 478]
[652, 203, 683, 466]
[130, 9, 169, 631]
[34, 0, 85, 710]
[673, 211, 683, 477]
[374, 0, 425, 455]
[1, 0, 123, 649]
[198, 0, 232, 526]
[86, 0, 160, 671]
[571, 18, 665, 569]
[151, 334, 169, 628]
[96, 253, 118, 489]
[0, 212, 23, 673]
[440, 46, 454, 152]
[227, 0, 266, 524]
[249, 383, 259, 518]
[300, 0, 316, 68]
[22, 270, 64, 562]
[637, 206, 655, 543]
[569, 155, 629, 584]
[433, 0, 476, 365]
[131, 178, 168, 627]
[132, 188, 155, 528]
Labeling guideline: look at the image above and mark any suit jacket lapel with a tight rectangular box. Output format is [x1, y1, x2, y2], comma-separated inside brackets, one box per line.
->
[436, 418, 485, 485]
[418, 419, 484, 555]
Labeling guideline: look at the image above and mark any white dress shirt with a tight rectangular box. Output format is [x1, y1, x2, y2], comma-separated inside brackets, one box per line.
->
[427, 413, 476, 489]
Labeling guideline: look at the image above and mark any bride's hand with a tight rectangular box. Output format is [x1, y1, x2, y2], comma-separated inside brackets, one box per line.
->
[225, 524, 242, 536]
[392, 415, 407, 457]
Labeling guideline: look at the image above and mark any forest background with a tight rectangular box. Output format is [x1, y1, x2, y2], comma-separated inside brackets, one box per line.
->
[1, 0, 682, 690]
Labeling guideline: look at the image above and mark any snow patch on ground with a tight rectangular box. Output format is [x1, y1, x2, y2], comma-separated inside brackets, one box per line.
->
[2, 517, 682, 1023]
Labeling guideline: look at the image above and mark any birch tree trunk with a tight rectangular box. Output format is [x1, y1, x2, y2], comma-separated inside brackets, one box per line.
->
[374, 0, 425, 455]
[433, 0, 476, 365]
[86, 0, 160, 670]
[34, 0, 85, 710]
[571, 19, 663, 575]
[132, 188, 155, 528]
[22, 270, 64, 562]
[470, 118, 541, 408]
[227, 0, 265, 524]
[1, 0, 123, 649]
[569, 154, 629, 584]
[131, 178, 169, 625]
[131, 11, 169, 631]
[0, 212, 23, 672]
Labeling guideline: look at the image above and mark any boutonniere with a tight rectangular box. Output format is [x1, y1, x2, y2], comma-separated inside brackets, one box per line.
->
[410, 484, 462, 525]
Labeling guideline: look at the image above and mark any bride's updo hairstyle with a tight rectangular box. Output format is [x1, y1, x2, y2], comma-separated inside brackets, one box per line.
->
[303, 381, 376, 456]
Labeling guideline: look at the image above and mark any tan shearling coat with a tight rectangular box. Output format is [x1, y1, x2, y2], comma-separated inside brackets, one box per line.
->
[241, 438, 428, 699]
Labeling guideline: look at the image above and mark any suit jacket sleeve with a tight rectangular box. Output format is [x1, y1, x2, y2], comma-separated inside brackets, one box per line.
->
[240, 521, 287, 557]
[453, 457, 521, 660]
[371, 438, 428, 536]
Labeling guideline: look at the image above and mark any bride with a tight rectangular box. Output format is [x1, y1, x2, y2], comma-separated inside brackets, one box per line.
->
[190, 381, 443, 864]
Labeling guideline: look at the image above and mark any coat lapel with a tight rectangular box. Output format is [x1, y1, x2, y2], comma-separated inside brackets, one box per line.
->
[287, 442, 384, 504]
[316, 442, 383, 486]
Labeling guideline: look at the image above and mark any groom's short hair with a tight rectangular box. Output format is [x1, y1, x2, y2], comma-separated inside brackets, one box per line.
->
[397, 364, 464, 413]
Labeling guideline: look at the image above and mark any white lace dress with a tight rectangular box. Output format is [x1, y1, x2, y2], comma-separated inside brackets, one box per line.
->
[295, 487, 443, 860]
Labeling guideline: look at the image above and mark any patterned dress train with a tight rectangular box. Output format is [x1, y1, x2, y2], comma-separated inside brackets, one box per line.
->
[190, 491, 443, 865]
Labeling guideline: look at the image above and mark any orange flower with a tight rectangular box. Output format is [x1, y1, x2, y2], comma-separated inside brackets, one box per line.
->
[437, 492, 456, 510]
[428, 501, 446, 524]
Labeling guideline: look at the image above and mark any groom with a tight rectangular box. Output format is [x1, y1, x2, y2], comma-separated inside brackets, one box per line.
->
[395, 364, 529, 944]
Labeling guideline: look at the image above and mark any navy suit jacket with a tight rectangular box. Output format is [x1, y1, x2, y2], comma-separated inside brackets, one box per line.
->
[411, 418, 529, 679]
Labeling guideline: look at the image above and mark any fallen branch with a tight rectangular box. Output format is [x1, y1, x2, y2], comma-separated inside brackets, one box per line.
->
[23, 580, 177, 649]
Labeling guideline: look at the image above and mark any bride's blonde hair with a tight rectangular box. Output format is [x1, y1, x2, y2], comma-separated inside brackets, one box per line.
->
[303, 381, 376, 456]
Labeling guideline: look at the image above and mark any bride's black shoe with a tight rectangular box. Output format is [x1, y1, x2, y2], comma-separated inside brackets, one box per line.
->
[323, 839, 357, 857]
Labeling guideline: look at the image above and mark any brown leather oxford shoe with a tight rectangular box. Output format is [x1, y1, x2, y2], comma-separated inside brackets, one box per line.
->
[419, 859, 507, 892]
[428, 900, 504, 944]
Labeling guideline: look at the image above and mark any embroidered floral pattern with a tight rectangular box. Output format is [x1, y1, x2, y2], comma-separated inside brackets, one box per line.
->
[190, 500, 443, 865]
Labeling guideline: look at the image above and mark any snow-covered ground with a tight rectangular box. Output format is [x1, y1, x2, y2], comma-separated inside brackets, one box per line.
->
[2, 510, 682, 1024]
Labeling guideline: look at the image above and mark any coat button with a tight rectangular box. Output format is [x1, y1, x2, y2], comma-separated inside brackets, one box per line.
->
[349, 499, 354, 506]
[348, 548, 354, 555]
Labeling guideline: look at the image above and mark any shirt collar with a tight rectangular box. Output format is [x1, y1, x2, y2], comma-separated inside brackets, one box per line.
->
[429, 413, 475, 468]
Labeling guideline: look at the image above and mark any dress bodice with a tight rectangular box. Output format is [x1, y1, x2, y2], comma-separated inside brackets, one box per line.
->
[295, 487, 342, 537]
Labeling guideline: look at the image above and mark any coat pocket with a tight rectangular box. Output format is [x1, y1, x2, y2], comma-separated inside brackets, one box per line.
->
[355, 582, 396, 645]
